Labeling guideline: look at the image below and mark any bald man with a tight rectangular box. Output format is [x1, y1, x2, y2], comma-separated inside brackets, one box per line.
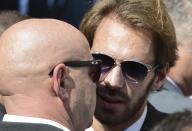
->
[0, 19, 101, 131]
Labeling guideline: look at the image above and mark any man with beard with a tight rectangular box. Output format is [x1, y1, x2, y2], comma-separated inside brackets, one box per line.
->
[81, 0, 177, 131]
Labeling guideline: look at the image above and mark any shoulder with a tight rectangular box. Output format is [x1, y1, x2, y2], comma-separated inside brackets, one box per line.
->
[148, 87, 192, 113]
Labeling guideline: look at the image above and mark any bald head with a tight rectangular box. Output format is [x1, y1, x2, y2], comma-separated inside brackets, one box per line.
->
[0, 19, 97, 130]
[0, 19, 91, 94]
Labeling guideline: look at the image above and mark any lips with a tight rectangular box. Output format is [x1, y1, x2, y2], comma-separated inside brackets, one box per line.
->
[97, 93, 124, 104]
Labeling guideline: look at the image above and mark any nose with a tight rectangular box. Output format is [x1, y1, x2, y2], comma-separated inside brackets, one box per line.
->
[103, 66, 125, 89]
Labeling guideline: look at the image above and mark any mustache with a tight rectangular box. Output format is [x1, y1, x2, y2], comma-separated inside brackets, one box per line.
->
[96, 83, 129, 101]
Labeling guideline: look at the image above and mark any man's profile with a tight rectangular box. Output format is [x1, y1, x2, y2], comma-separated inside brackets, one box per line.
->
[0, 18, 101, 131]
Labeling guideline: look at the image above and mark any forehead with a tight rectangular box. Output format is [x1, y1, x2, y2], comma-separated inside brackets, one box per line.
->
[91, 16, 155, 64]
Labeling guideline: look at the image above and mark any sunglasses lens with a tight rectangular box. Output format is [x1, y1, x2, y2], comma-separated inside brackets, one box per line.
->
[92, 54, 114, 73]
[122, 61, 148, 82]
[92, 53, 150, 83]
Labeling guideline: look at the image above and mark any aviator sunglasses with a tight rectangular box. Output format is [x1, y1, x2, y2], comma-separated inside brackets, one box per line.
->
[48, 60, 102, 82]
[92, 53, 159, 83]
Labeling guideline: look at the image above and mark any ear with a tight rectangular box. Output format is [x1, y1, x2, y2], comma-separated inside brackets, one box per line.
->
[153, 64, 169, 91]
[52, 64, 65, 96]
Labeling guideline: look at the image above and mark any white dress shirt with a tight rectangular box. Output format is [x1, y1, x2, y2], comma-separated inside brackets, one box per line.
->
[86, 106, 147, 131]
[3, 114, 70, 131]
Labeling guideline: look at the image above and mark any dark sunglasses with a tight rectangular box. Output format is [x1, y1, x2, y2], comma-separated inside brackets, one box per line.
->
[48, 60, 102, 82]
[92, 53, 159, 83]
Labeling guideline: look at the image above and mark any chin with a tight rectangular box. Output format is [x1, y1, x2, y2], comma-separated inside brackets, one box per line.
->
[94, 110, 125, 125]
[94, 103, 129, 125]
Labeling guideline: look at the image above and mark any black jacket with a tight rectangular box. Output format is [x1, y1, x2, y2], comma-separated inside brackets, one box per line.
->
[140, 103, 168, 131]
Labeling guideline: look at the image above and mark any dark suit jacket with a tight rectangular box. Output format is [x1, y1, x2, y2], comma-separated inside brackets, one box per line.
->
[0, 104, 6, 121]
[0, 122, 64, 131]
[140, 103, 167, 131]
[148, 79, 192, 113]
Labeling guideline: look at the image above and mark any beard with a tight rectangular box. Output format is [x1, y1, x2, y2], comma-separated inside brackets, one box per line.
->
[94, 75, 155, 126]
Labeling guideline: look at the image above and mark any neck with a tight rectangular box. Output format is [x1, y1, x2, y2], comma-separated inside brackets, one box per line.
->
[2, 94, 74, 130]
[168, 47, 192, 96]
[93, 101, 147, 131]
[178, 80, 192, 96]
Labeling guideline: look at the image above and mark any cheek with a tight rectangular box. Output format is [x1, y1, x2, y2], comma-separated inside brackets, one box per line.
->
[124, 81, 143, 98]
[125, 78, 153, 103]
[75, 70, 96, 108]
[84, 79, 96, 107]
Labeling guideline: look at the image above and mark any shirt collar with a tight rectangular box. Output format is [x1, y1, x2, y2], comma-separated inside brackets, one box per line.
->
[3, 114, 70, 131]
[166, 76, 183, 95]
[124, 105, 147, 131]
[85, 106, 147, 131]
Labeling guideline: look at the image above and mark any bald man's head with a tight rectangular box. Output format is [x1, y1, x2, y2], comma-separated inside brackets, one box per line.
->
[0, 19, 91, 92]
[0, 19, 97, 130]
